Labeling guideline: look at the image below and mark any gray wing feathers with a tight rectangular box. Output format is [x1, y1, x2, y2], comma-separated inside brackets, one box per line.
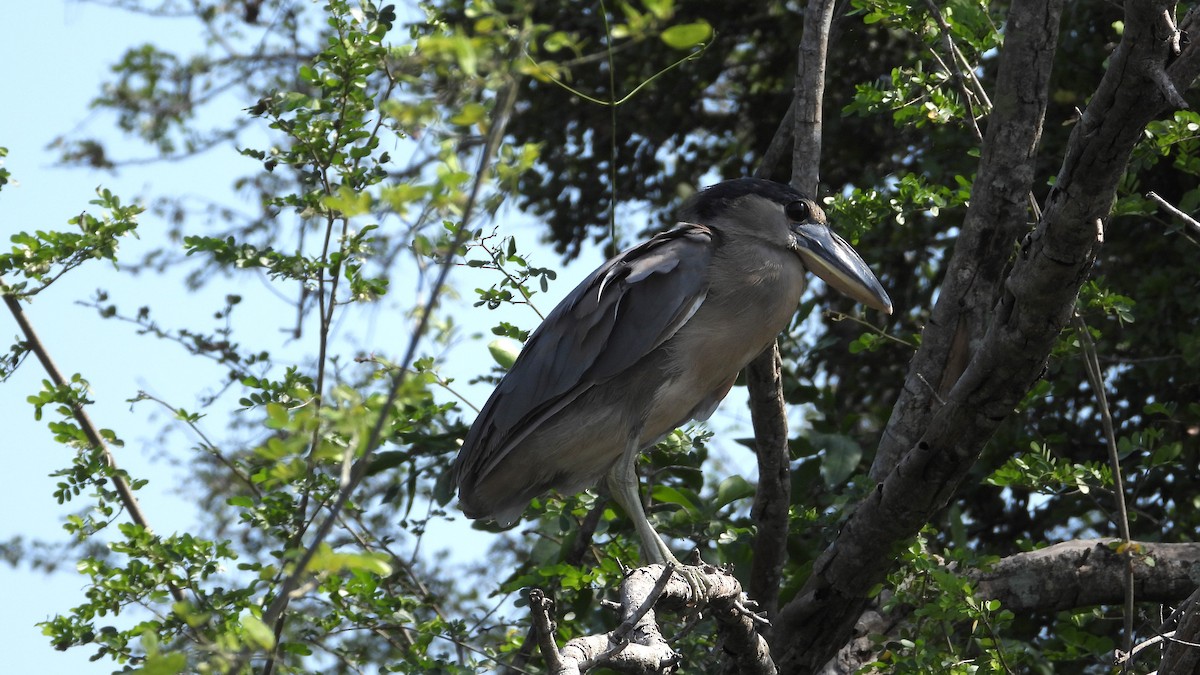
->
[454, 223, 714, 485]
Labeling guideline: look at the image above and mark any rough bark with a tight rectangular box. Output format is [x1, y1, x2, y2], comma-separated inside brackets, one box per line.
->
[791, 0, 837, 197]
[745, 348, 791, 620]
[870, 0, 1065, 479]
[773, 2, 1200, 672]
[817, 539, 1200, 673]
[972, 539, 1200, 612]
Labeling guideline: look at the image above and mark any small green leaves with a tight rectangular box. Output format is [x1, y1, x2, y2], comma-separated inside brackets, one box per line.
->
[849, 332, 886, 354]
[987, 441, 1110, 495]
[0, 146, 10, 191]
[449, 101, 487, 127]
[0, 186, 141, 297]
[322, 186, 373, 217]
[136, 631, 188, 675]
[714, 475, 754, 509]
[238, 614, 276, 650]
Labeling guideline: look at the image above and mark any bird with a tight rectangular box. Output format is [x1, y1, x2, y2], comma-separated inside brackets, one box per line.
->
[452, 177, 892, 569]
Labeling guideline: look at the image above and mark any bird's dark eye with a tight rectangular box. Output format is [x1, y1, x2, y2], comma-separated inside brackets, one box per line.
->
[785, 200, 811, 222]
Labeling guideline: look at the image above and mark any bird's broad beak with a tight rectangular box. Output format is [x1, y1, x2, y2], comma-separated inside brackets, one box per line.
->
[792, 222, 893, 314]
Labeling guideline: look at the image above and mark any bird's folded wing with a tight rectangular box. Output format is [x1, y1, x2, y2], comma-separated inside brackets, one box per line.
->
[455, 223, 715, 482]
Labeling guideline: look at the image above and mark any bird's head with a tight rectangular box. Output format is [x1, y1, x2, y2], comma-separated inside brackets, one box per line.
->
[680, 178, 893, 314]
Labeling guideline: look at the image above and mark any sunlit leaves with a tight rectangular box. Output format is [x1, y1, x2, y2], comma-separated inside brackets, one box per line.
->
[0, 146, 10, 191]
[238, 614, 275, 651]
[307, 543, 393, 577]
[660, 20, 712, 49]
[0, 188, 141, 298]
[487, 338, 519, 369]
[987, 441, 1110, 495]
[1078, 279, 1135, 325]
[825, 173, 962, 240]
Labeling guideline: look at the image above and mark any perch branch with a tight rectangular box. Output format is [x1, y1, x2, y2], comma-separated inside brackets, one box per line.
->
[535, 564, 774, 674]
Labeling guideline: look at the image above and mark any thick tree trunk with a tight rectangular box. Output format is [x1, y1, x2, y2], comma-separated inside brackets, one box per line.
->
[772, 2, 1200, 672]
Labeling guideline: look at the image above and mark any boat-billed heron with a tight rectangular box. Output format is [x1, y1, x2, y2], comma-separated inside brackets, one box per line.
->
[453, 177, 891, 568]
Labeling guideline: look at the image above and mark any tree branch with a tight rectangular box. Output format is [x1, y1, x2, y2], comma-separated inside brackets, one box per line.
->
[1148, 189, 1200, 236]
[871, 0, 1065, 479]
[791, 0, 837, 197]
[2, 286, 187, 604]
[743, 348, 790, 621]
[1157, 586, 1200, 673]
[819, 539, 1200, 673]
[971, 539, 1200, 612]
[740, 0, 840, 625]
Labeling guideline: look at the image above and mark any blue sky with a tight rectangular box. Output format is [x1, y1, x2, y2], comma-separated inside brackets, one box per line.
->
[0, 2, 512, 671]
[1, 3, 222, 672]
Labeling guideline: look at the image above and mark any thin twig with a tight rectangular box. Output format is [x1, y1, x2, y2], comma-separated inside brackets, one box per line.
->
[825, 309, 917, 348]
[601, 0, 619, 245]
[1147, 190, 1200, 237]
[133, 391, 261, 498]
[518, 41, 710, 109]
[1072, 313, 1134, 656]
[262, 22, 385, 671]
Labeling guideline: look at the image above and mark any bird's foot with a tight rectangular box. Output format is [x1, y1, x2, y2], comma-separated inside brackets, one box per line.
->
[654, 550, 712, 610]
[675, 562, 712, 609]
[642, 534, 711, 608]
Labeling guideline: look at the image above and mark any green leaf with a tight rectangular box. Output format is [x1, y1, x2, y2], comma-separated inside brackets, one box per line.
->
[241, 613, 276, 650]
[1144, 401, 1174, 417]
[488, 339, 520, 369]
[322, 187, 372, 217]
[264, 402, 289, 429]
[660, 20, 711, 49]
[134, 651, 187, 675]
[714, 475, 754, 509]
[650, 485, 700, 515]
[450, 102, 486, 126]
[812, 431, 863, 488]
[643, 0, 674, 20]
[308, 544, 394, 576]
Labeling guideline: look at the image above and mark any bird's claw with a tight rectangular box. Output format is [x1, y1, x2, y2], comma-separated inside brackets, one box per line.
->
[670, 561, 713, 611]
[734, 597, 771, 626]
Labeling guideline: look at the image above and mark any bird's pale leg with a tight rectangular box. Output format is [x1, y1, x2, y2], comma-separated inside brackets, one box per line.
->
[606, 445, 677, 565]
[606, 443, 709, 604]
